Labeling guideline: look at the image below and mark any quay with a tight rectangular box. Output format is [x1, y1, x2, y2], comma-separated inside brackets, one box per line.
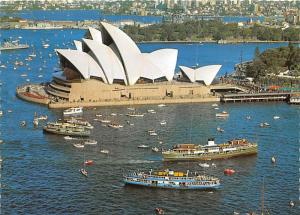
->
[220, 92, 294, 103]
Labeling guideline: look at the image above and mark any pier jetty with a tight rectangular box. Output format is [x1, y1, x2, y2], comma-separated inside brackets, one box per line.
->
[220, 92, 294, 103]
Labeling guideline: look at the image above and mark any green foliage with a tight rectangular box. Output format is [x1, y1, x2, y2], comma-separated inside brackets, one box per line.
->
[123, 20, 300, 42]
[245, 45, 300, 80]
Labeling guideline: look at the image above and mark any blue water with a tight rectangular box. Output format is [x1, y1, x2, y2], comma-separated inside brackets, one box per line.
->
[0, 29, 299, 214]
[0, 10, 263, 24]
[0, 10, 162, 23]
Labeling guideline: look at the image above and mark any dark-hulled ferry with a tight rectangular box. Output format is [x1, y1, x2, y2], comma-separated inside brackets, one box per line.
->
[162, 138, 257, 161]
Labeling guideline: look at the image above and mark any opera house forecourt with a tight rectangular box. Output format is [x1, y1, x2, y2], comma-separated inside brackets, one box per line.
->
[16, 22, 222, 108]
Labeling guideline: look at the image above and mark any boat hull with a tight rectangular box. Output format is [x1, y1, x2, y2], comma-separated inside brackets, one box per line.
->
[163, 147, 257, 161]
[124, 180, 220, 190]
[43, 127, 90, 137]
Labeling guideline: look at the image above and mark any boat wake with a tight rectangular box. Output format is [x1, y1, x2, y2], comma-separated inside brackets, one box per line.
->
[128, 159, 157, 164]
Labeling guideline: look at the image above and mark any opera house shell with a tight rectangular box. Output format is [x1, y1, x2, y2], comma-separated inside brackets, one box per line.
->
[43, 21, 221, 104]
[54, 22, 178, 86]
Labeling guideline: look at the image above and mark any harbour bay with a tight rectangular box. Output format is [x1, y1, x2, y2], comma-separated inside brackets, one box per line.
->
[0, 28, 299, 214]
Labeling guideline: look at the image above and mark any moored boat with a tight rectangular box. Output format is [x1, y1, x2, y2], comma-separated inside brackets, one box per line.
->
[84, 139, 97, 145]
[216, 111, 229, 118]
[63, 107, 83, 117]
[65, 118, 94, 129]
[43, 122, 90, 137]
[162, 138, 257, 161]
[126, 112, 144, 117]
[124, 169, 220, 190]
[107, 123, 123, 129]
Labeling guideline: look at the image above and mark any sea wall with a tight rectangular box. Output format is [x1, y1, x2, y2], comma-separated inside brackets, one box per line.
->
[48, 96, 219, 109]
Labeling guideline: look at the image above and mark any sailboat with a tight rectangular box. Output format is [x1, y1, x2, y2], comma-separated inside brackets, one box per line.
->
[80, 145, 88, 177]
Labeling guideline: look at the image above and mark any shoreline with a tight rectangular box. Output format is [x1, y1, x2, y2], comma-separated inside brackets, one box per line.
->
[137, 40, 300, 44]
[48, 97, 220, 109]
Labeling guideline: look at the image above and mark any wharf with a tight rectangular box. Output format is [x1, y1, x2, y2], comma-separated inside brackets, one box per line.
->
[220, 92, 294, 103]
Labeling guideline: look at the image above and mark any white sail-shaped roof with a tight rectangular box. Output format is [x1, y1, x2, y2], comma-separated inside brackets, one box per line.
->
[101, 22, 141, 85]
[144, 49, 178, 81]
[56, 49, 107, 83]
[180, 65, 221, 85]
[74, 40, 82, 52]
[88, 27, 102, 43]
[82, 39, 127, 85]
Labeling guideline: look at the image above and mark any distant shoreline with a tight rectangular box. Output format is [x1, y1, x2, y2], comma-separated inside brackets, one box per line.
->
[138, 40, 300, 44]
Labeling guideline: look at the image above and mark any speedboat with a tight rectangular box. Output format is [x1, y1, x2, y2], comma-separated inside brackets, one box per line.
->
[126, 112, 144, 117]
[84, 160, 94, 165]
[217, 127, 224, 132]
[64, 136, 77, 140]
[63, 107, 83, 117]
[108, 123, 123, 129]
[152, 147, 159, 152]
[100, 119, 111, 123]
[260, 122, 270, 128]
[160, 120, 167, 125]
[84, 139, 97, 145]
[73, 143, 84, 149]
[80, 168, 88, 177]
[273, 116, 280, 120]
[224, 168, 235, 175]
[138, 144, 149, 149]
[216, 111, 229, 118]
[100, 149, 109, 154]
[199, 163, 210, 168]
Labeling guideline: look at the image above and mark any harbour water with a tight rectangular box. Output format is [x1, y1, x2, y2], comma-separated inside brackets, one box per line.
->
[0, 27, 299, 214]
[0, 10, 264, 24]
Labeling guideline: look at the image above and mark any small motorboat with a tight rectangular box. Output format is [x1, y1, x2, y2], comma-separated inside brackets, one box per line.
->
[147, 109, 156, 113]
[80, 168, 88, 177]
[217, 127, 224, 132]
[95, 114, 102, 117]
[63, 107, 83, 117]
[212, 163, 217, 167]
[157, 104, 166, 107]
[100, 119, 111, 123]
[271, 156, 276, 164]
[84, 160, 94, 165]
[260, 122, 270, 128]
[100, 149, 109, 154]
[110, 113, 117, 116]
[152, 147, 159, 152]
[289, 200, 295, 207]
[73, 143, 84, 149]
[108, 123, 123, 129]
[155, 208, 164, 215]
[224, 168, 235, 175]
[216, 111, 229, 118]
[64, 136, 77, 140]
[20, 120, 27, 127]
[211, 103, 218, 107]
[273, 116, 280, 120]
[246, 116, 251, 120]
[84, 139, 97, 145]
[37, 115, 48, 120]
[160, 120, 167, 126]
[126, 112, 144, 117]
[127, 107, 135, 111]
[33, 118, 39, 127]
[138, 144, 149, 149]
[199, 163, 210, 168]
[149, 132, 158, 136]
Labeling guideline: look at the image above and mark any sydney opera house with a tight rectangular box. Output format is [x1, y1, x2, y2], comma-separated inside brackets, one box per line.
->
[20, 22, 222, 106]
